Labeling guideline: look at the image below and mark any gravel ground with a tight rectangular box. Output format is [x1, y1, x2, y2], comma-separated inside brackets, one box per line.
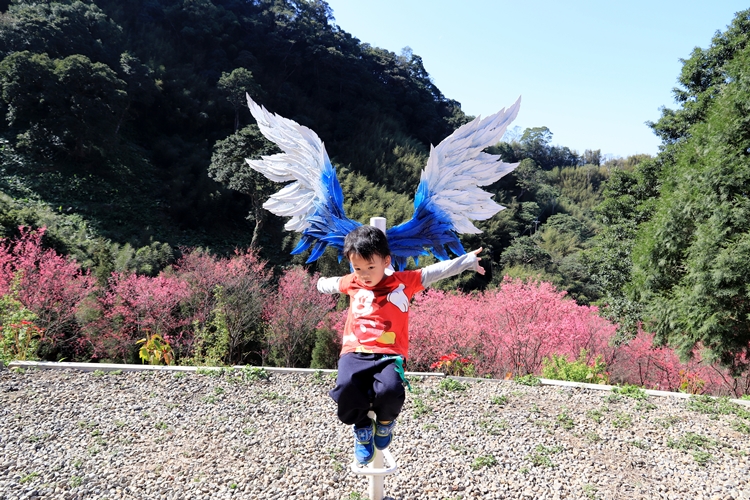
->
[1, 365, 749, 500]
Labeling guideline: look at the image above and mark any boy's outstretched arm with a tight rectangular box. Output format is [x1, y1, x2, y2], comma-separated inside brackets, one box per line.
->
[317, 276, 342, 294]
[420, 248, 485, 288]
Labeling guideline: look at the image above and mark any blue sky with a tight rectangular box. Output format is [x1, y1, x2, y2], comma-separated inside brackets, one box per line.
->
[323, 0, 749, 159]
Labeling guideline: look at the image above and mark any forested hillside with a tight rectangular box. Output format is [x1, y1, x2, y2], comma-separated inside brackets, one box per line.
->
[0, 0, 468, 269]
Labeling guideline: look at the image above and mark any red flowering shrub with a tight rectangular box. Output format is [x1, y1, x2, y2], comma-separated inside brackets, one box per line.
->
[606, 330, 750, 396]
[410, 276, 750, 396]
[0, 227, 96, 358]
[81, 273, 191, 362]
[408, 289, 479, 372]
[410, 278, 616, 377]
[264, 266, 336, 368]
[430, 352, 476, 377]
[174, 248, 272, 364]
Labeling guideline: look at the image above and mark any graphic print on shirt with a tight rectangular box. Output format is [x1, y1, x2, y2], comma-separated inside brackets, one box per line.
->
[387, 283, 408, 313]
[348, 288, 401, 346]
[338, 270, 424, 358]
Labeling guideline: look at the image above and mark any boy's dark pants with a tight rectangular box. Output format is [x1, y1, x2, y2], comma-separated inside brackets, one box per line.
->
[330, 353, 405, 429]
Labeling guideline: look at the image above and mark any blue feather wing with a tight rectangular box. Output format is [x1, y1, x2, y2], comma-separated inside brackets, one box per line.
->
[245, 95, 360, 263]
[386, 179, 466, 270]
[290, 159, 360, 263]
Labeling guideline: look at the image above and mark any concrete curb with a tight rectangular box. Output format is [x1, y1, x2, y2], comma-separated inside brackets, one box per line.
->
[446, 374, 750, 407]
[5, 360, 445, 379]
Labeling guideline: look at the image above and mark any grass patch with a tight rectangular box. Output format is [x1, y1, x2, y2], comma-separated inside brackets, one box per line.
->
[556, 410, 575, 430]
[693, 450, 712, 466]
[491, 395, 509, 405]
[527, 444, 562, 467]
[585, 432, 601, 443]
[612, 384, 648, 400]
[635, 400, 657, 412]
[587, 408, 604, 423]
[242, 366, 269, 382]
[471, 454, 497, 470]
[515, 374, 541, 386]
[412, 397, 432, 418]
[630, 440, 649, 450]
[19, 472, 39, 484]
[439, 378, 469, 392]
[686, 395, 750, 420]
[611, 412, 632, 428]
[656, 415, 681, 428]
[667, 432, 721, 466]
[667, 432, 715, 451]
[477, 419, 507, 435]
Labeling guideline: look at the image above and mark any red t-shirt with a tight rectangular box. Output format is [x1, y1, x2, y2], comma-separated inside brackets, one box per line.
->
[338, 270, 424, 359]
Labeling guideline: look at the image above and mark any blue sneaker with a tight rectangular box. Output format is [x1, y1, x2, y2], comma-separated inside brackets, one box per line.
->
[374, 420, 396, 450]
[353, 421, 375, 465]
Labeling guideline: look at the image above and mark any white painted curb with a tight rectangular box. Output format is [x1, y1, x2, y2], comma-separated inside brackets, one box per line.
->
[5, 360, 444, 378]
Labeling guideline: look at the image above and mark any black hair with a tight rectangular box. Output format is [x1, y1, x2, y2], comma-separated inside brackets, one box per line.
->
[343, 225, 391, 261]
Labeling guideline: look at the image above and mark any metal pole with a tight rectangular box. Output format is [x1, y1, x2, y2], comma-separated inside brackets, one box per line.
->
[367, 411, 385, 500]
[370, 217, 386, 233]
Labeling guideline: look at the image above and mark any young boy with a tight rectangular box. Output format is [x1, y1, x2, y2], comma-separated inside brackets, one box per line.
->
[316, 225, 484, 465]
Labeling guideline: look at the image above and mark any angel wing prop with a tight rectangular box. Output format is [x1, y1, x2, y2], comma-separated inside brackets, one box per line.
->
[386, 97, 521, 269]
[245, 94, 521, 268]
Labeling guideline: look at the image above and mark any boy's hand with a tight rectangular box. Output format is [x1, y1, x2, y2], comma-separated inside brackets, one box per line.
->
[470, 248, 485, 275]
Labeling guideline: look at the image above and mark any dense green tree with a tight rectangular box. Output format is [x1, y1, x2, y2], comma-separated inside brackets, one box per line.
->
[52, 54, 128, 158]
[537, 214, 589, 260]
[581, 160, 659, 339]
[579, 10, 750, 372]
[0, 1, 123, 65]
[218, 69, 262, 132]
[0, 51, 127, 158]
[583, 149, 601, 166]
[208, 125, 280, 248]
[500, 235, 552, 270]
[630, 43, 750, 370]
[513, 158, 544, 200]
[492, 126, 582, 170]
[0, 51, 53, 136]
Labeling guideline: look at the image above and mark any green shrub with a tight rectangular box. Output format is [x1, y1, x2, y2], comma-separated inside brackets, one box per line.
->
[310, 327, 341, 369]
[0, 280, 43, 364]
[514, 374, 541, 386]
[541, 349, 608, 384]
[613, 384, 648, 400]
[439, 378, 469, 392]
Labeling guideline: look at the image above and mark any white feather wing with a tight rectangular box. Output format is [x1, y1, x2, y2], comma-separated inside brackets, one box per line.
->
[244, 94, 330, 232]
[423, 96, 521, 234]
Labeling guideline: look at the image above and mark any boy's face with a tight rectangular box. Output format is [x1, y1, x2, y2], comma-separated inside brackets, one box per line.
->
[349, 252, 392, 287]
